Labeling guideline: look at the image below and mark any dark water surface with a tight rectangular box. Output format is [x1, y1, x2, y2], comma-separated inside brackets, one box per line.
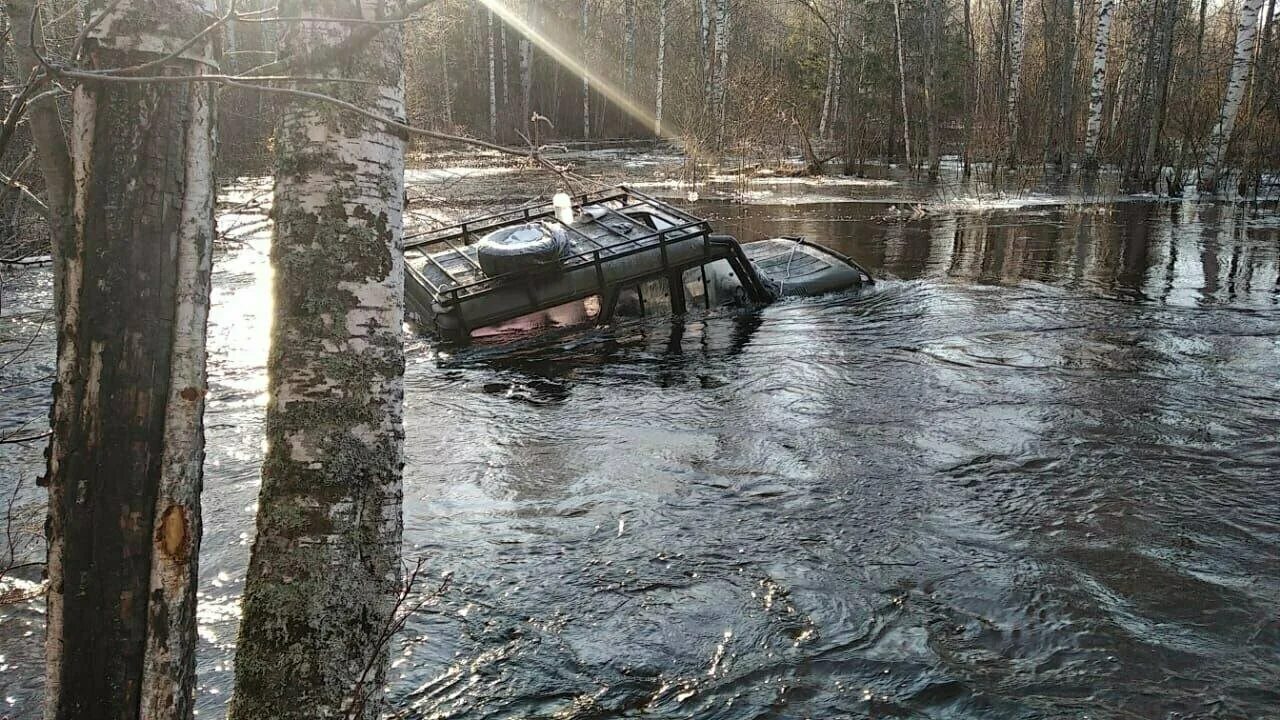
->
[2, 196, 1278, 719]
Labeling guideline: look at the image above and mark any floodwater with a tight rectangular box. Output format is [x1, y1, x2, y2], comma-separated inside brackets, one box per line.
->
[2, 172, 1279, 719]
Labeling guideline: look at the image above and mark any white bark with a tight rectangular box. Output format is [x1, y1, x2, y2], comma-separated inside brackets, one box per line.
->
[1202, 0, 1264, 186]
[41, 1, 217, 717]
[712, 0, 732, 142]
[228, 0, 406, 717]
[1006, 0, 1027, 153]
[581, 0, 590, 138]
[655, 0, 667, 136]
[818, 37, 838, 138]
[1083, 0, 1116, 165]
[892, 0, 912, 166]
[488, 9, 497, 137]
[140, 54, 215, 720]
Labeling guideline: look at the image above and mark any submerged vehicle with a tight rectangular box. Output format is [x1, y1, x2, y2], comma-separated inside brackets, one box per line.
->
[403, 186, 872, 343]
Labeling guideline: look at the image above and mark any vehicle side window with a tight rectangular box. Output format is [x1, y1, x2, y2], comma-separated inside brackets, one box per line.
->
[613, 277, 674, 319]
[700, 259, 745, 306]
[682, 267, 709, 310]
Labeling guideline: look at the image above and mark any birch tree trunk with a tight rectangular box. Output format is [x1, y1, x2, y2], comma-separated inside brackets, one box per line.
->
[1083, 0, 1116, 170]
[41, 1, 216, 718]
[712, 0, 732, 146]
[892, 0, 912, 167]
[488, 9, 497, 137]
[1005, 0, 1027, 160]
[655, 0, 667, 136]
[819, 38, 838, 139]
[227, 0, 406, 716]
[581, 0, 591, 138]
[1202, 0, 1264, 188]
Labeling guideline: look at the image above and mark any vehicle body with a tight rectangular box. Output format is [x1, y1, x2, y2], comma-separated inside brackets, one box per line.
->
[403, 186, 872, 343]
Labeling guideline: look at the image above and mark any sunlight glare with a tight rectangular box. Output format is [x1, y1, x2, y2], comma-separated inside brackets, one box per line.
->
[475, 0, 672, 138]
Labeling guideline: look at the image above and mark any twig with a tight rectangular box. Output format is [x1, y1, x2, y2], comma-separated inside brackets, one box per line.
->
[69, 0, 126, 63]
[0, 430, 52, 444]
[346, 560, 452, 720]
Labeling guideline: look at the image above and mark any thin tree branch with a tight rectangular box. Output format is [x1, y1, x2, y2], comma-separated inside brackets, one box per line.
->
[246, 0, 441, 77]
[98, 0, 232, 76]
[70, 0, 126, 63]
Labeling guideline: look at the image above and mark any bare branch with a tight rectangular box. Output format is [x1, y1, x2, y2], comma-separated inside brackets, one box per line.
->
[98, 0, 232, 76]
[70, 0, 127, 63]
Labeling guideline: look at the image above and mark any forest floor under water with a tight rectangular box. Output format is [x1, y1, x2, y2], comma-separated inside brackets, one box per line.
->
[1, 150, 1278, 719]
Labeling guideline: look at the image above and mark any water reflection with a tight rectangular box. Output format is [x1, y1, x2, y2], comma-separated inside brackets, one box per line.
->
[701, 200, 1280, 309]
[1, 195, 1278, 719]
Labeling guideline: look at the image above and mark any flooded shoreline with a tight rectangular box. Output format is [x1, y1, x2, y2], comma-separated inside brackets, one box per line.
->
[2, 158, 1278, 718]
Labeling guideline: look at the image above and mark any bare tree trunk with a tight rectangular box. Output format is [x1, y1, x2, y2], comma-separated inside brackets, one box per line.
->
[925, 0, 942, 178]
[39, 1, 216, 719]
[1050, 0, 1078, 173]
[500, 20, 509, 111]
[712, 0, 732, 146]
[1142, 0, 1179, 180]
[818, 38, 838, 138]
[441, 44, 453, 127]
[1006, 0, 1027, 161]
[488, 9, 497, 137]
[1202, 0, 1264, 189]
[963, 0, 977, 174]
[581, 0, 590, 138]
[892, 0, 912, 167]
[624, 0, 637, 101]
[1083, 0, 1116, 170]
[228, 0, 406, 717]
[655, 0, 667, 136]
[5, 0, 72, 312]
[700, 0, 713, 106]
[520, 0, 533, 127]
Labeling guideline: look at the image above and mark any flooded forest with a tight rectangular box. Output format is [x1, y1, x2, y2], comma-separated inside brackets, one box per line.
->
[1, 0, 1278, 719]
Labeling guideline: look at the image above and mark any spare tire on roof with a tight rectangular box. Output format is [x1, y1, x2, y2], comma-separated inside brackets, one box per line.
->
[476, 222, 569, 277]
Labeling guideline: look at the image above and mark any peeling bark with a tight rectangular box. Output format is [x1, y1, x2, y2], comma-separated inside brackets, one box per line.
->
[42, 1, 216, 719]
[227, 0, 406, 717]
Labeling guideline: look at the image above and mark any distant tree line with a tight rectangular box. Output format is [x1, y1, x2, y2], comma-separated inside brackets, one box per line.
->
[387, 0, 1278, 191]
